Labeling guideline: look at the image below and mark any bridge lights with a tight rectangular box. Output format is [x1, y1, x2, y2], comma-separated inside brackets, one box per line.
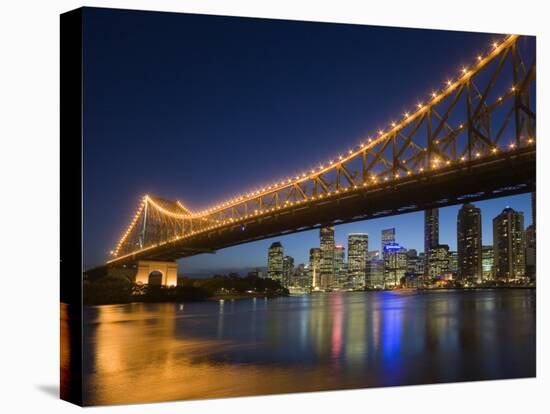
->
[477, 55, 482, 61]
[404, 112, 410, 118]
[446, 79, 452, 87]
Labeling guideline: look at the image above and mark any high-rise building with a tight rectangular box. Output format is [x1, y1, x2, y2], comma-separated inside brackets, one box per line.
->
[282, 256, 294, 288]
[457, 203, 482, 283]
[427, 244, 450, 279]
[482, 245, 494, 281]
[320, 226, 335, 290]
[348, 233, 368, 289]
[493, 207, 525, 281]
[292, 264, 310, 288]
[381, 228, 396, 252]
[424, 209, 439, 271]
[267, 242, 284, 283]
[404, 249, 420, 288]
[309, 247, 321, 289]
[416, 252, 426, 276]
[366, 250, 384, 288]
[449, 251, 458, 274]
[383, 242, 407, 288]
[334, 245, 347, 289]
[524, 224, 536, 282]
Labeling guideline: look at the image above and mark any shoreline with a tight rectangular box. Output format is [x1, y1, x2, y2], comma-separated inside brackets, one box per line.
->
[81, 286, 535, 306]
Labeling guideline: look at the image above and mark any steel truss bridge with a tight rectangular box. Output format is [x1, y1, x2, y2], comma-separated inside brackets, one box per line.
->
[105, 34, 535, 268]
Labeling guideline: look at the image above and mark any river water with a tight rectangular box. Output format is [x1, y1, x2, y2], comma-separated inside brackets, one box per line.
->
[74, 289, 535, 405]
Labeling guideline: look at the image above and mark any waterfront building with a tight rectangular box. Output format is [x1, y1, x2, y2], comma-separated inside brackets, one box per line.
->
[493, 207, 525, 281]
[320, 226, 335, 289]
[366, 250, 384, 288]
[449, 251, 458, 274]
[334, 245, 347, 289]
[383, 242, 407, 288]
[427, 244, 450, 279]
[482, 245, 494, 281]
[457, 203, 482, 283]
[424, 209, 439, 272]
[267, 242, 284, 283]
[282, 255, 294, 288]
[348, 233, 368, 289]
[309, 247, 321, 289]
[291, 264, 311, 288]
[381, 228, 396, 252]
[525, 224, 536, 282]
[417, 252, 425, 275]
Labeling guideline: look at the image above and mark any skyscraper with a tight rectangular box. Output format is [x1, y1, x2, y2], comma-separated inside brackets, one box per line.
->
[457, 203, 482, 283]
[427, 244, 450, 279]
[424, 209, 439, 270]
[267, 242, 284, 283]
[449, 251, 458, 274]
[383, 242, 407, 288]
[282, 255, 294, 288]
[309, 247, 321, 289]
[524, 225, 536, 282]
[348, 233, 368, 289]
[482, 245, 494, 281]
[320, 226, 335, 290]
[334, 245, 347, 289]
[381, 228, 395, 252]
[493, 207, 525, 281]
[366, 250, 384, 288]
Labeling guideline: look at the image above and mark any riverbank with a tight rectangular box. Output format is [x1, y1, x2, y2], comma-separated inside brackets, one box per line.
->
[83, 274, 289, 306]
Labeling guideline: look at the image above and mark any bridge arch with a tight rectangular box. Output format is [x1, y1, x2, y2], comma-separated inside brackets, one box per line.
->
[148, 270, 163, 286]
[135, 260, 178, 287]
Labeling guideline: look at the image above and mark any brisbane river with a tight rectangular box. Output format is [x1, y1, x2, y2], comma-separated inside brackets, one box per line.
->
[74, 289, 535, 405]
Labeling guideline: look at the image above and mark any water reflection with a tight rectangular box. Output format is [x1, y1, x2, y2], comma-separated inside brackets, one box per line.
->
[79, 290, 535, 405]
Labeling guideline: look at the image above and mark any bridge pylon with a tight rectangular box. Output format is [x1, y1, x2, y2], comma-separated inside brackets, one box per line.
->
[135, 260, 178, 287]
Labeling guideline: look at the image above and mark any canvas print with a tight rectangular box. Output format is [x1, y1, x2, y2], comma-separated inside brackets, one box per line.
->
[60, 7, 536, 406]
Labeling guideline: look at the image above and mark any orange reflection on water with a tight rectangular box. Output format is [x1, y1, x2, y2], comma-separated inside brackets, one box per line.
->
[77, 290, 535, 405]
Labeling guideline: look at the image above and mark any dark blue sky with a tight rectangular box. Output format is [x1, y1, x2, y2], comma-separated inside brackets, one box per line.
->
[82, 7, 533, 272]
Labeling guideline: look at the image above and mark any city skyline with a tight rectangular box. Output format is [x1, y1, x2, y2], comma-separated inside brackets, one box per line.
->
[180, 194, 531, 275]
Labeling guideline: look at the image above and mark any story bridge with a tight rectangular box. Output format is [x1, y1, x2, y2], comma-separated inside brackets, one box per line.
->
[96, 34, 536, 286]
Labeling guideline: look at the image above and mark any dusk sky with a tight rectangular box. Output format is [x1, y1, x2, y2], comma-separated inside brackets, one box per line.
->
[82, 7, 533, 273]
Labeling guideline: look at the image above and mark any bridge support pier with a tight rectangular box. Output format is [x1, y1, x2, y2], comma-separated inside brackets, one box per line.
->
[135, 260, 178, 287]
